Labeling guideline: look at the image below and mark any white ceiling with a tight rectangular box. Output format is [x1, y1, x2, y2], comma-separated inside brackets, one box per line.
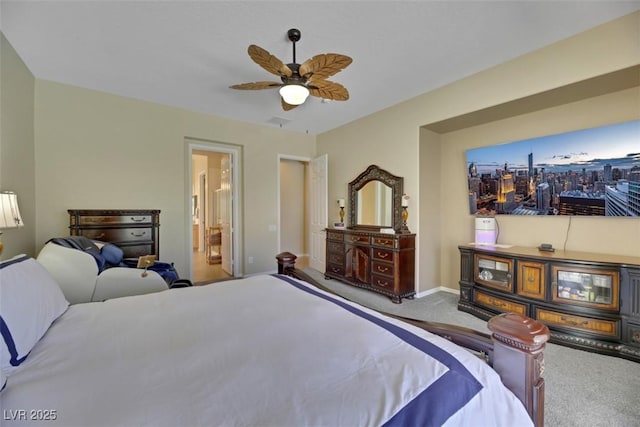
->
[2, 1, 639, 135]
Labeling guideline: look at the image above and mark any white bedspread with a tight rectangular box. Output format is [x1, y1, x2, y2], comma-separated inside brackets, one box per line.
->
[1, 274, 532, 426]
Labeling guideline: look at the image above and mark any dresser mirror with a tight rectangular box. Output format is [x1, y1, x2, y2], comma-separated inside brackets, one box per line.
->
[348, 165, 404, 232]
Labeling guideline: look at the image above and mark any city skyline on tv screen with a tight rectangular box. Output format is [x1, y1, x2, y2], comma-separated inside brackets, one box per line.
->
[465, 120, 639, 216]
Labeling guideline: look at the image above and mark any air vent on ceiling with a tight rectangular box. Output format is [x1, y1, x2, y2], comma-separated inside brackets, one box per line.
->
[267, 117, 292, 128]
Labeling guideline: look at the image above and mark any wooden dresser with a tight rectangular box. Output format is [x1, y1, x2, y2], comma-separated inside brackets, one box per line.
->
[458, 244, 640, 362]
[325, 229, 415, 303]
[68, 209, 160, 258]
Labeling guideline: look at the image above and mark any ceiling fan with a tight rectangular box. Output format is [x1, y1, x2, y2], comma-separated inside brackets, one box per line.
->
[230, 28, 352, 111]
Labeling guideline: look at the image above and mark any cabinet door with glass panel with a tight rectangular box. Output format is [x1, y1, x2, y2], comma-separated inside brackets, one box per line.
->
[551, 265, 619, 311]
[474, 254, 514, 292]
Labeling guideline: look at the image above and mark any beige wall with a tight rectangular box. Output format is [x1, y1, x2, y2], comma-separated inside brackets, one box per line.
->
[0, 33, 35, 259]
[317, 11, 640, 294]
[438, 88, 640, 292]
[2, 11, 638, 285]
[33, 81, 315, 277]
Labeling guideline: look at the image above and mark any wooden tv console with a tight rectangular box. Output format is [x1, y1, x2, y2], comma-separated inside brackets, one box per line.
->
[458, 244, 640, 362]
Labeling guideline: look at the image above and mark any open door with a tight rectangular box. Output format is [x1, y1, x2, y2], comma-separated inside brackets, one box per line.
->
[220, 154, 233, 275]
[309, 154, 328, 272]
[198, 172, 207, 251]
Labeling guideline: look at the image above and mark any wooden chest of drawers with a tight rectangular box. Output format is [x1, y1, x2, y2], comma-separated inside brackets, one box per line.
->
[68, 209, 160, 258]
[325, 229, 415, 303]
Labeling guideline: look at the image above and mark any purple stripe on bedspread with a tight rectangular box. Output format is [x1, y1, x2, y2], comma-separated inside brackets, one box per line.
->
[272, 274, 483, 427]
[0, 316, 28, 366]
[0, 255, 29, 270]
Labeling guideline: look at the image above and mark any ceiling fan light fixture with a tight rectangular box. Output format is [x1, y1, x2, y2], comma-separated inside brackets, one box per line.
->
[279, 84, 310, 105]
[231, 29, 351, 110]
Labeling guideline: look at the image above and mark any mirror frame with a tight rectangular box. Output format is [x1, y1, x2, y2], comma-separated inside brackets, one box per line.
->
[348, 164, 404, 232]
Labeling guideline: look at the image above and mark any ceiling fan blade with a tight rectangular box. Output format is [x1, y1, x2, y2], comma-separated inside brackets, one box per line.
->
[248, 45, 293, 77]
[299, 53, 352, 81]
[281, 97, 299, 111]
[230, 81, 283, 90]
[308, 80, 349, 101]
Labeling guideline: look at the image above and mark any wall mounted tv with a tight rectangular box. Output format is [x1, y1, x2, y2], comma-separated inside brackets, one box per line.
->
[465, 120, 639, 216]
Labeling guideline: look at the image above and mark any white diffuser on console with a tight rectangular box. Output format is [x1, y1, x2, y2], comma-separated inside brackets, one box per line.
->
[475, 217, 497, 245]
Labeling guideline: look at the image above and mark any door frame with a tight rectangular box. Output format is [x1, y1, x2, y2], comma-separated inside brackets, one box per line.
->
[277, 154, 327, 272]
[186, 138, 243, 279]
[277, 154, 311, 256]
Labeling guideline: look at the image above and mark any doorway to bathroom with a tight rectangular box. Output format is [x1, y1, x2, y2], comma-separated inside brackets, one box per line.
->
[187, 139, 241, 284]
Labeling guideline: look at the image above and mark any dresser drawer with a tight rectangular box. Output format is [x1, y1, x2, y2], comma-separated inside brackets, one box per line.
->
[77, 214, 153, 225]
[346, 234, 370, 244]
[372, 247, 394, 262]
[372, 260, 394, 277]
[327, 241, 344, 254]
[474, 290, 527, 315]
[326, 231, 344, 241]
[121, 244, 156, 258]
[624, 321, 640, 347]
[535, 308, 618, 338]
[327, 252, 344, 265]
[371, 236, 395, 248]
[81, 227, 154, 243]
[326, 263, 345, 276]
[371, 274, 395, 290]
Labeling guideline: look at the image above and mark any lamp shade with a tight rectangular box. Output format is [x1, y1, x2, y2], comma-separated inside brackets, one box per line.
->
[279, 84, 310, 105]
[0, 191, 24, 229]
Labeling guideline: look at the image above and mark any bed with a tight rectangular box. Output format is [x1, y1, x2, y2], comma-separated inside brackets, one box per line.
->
[1, 252, 549, 426]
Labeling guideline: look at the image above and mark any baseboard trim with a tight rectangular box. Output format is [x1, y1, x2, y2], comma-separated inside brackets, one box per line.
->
[415, 286, 458, 299]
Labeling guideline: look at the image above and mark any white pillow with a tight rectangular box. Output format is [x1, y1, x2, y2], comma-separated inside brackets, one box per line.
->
[1, 255, 69, 369]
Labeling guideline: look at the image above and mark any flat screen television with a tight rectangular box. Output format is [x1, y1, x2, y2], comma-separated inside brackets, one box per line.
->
[465, 120, 639, 216]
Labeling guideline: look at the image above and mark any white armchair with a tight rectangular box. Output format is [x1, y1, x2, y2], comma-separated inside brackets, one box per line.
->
[37, 242, 169, 304]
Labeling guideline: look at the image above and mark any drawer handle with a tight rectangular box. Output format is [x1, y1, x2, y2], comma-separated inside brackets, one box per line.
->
[560, 316, 588, 326]
[489, 297, 507, 308]
[330, 266, 341, 273]
[376, 279, 390, 287]
[131, 217, 147, 222]
[376, 265, 390, 273]
[528, 276, 535, 282]
[131, 231, 147, 237]
[377, 251, 389, 259]
[94, 233, 105, 239]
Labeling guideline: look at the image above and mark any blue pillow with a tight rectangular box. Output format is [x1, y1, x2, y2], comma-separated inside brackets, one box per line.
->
[100, 243, 124, 267]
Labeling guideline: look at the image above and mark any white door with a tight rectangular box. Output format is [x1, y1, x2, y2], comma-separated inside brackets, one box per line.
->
[309, 154, 328, 272]
[199, 172, 206, 252]
[220, 154, 233, 275]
